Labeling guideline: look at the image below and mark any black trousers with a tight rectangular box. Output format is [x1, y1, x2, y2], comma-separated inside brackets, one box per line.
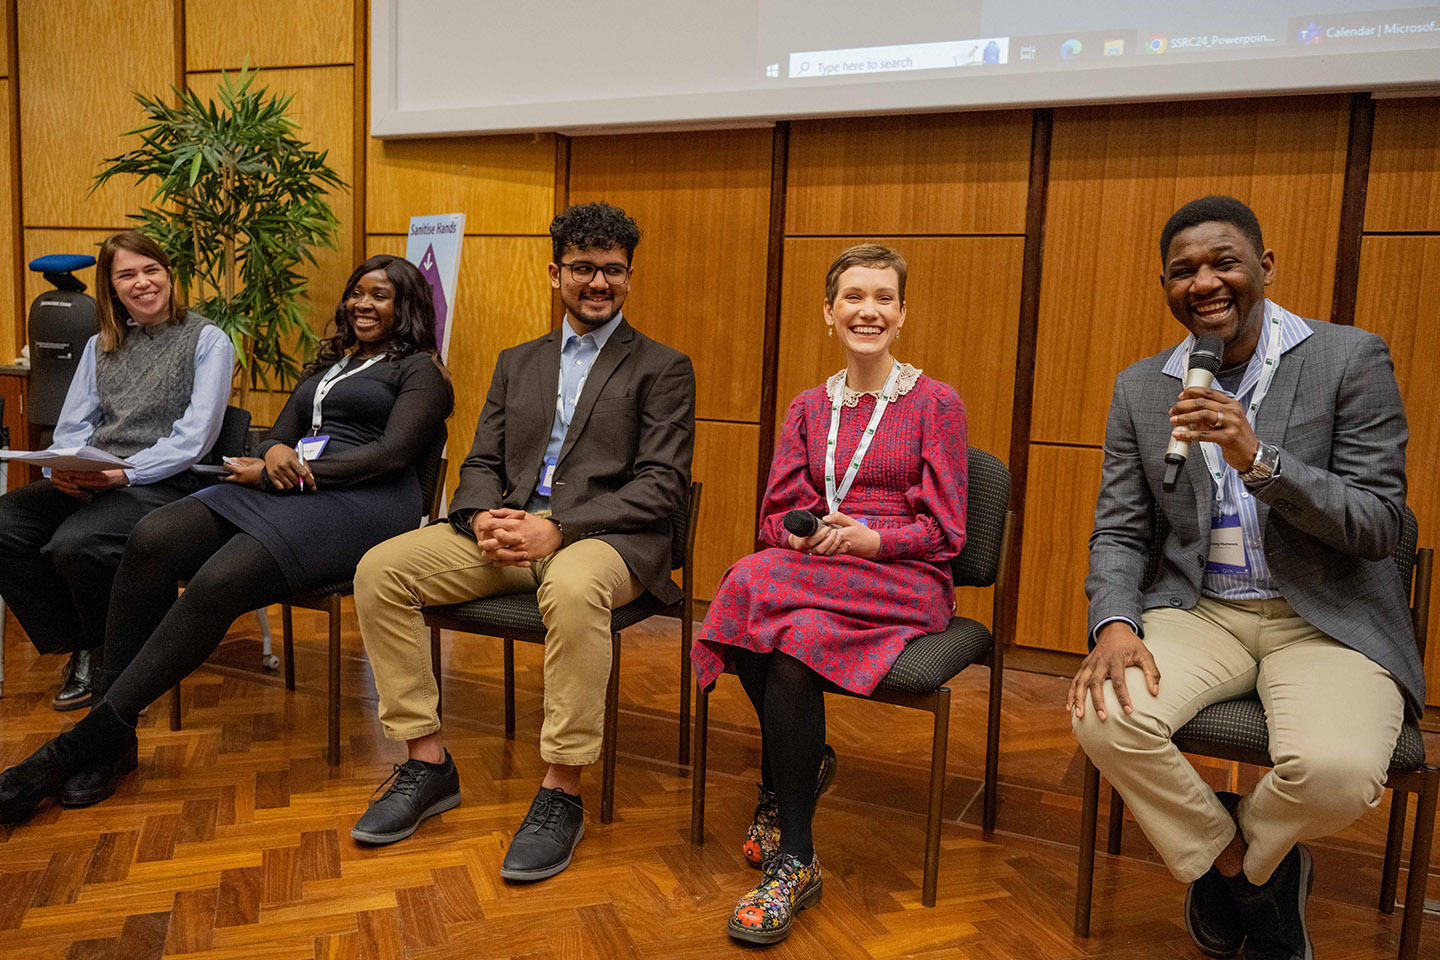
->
[0, 478, 191, 654]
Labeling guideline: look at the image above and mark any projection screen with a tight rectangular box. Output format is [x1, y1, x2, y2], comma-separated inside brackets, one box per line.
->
[371, 1, 1440, 138]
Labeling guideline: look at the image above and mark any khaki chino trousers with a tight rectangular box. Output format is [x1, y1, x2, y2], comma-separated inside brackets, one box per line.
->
[354, 522, 643, 766]
[1073, 596, 1404, 885]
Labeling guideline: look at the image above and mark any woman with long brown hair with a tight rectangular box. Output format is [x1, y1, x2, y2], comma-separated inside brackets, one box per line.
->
[0, 230, 233, 711]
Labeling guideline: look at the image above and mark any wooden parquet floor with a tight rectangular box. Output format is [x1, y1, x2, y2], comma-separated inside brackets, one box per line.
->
[1, 603, 1437, 959]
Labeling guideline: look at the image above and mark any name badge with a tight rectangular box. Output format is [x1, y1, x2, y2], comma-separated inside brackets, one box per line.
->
[1206, 512, 1249, 576]
[296, 435, 329, 460]
[536, 456, 557, 497]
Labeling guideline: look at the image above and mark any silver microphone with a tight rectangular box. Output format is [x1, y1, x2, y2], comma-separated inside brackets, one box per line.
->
[1162, 334, 1225, 492]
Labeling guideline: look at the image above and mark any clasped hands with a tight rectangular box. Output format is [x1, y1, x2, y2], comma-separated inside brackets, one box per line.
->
[786, 511, 881, 559]
[223, 446, 315, 490]
[472, 508, 562, 567]
[1169, 385, 1260, 472]
[50, 468, 128, 497]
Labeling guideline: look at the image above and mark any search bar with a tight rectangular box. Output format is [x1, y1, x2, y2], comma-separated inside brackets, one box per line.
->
[788, 37, 1009, 78]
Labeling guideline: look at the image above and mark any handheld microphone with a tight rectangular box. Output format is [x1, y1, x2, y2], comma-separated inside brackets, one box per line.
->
[1162, 333, 1225, 492]
[783, 509, 830, 538]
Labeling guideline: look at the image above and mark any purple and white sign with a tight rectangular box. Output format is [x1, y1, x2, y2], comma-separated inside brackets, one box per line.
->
[404, 213, 465, 361]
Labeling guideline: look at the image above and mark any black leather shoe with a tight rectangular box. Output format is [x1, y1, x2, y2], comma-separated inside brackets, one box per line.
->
[59, 738, 139, 808]
[1187, 865, 1245, 957]
[52, 648, 98, 711]
[500, 787, 585, 881]
[1230, 843, 1314, 960]
[0, 701, 135, 824]
[350, 752, 460, 845]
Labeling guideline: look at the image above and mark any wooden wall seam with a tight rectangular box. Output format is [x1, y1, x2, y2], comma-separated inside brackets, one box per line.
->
[754, 120, 789, 532]
[352, 0, 367, 269]
[1003, 107, 1052, 642]
[6, 0, 21, 357]
[1330, 92, 1375, 327]
[551, 134, 569, 329]
[172, 0, 186, 93]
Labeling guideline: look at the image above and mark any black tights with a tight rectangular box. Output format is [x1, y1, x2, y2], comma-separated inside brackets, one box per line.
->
[100, 498, 290, 724]
[732, 649, 832, 862]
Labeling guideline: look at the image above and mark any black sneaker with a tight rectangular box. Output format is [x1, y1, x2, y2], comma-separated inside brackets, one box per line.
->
[1185, 790, 1245, 958]
[1229, 843, 1313, 960]
[350, 751, 460, 845]
[500, 786, 585, 881]
[59, 737, 139, 808]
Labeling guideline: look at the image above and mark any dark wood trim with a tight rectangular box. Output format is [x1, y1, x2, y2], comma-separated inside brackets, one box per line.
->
[753, 121, 789, 532]
[7, 0, 23, 359]
[1004, 643, 1083, 678]
[1330, 91, 1374, 327]
[173, 0, 186, 93]
[352, 0, 368, 266]
[551, 134, 570, 329]
[1002, 107, 1053, 642]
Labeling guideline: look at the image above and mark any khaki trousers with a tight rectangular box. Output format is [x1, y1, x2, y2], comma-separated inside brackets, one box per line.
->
[1073, 596, 1403, 884]
[354, 522, 643, 765]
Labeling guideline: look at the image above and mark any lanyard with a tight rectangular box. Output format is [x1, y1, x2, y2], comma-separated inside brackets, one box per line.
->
[1189, 305, 1284, 504]
[311, 353, 384, 433]
[824, 361, 902, 515]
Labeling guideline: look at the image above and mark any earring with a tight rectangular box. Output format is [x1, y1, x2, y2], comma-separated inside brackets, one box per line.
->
[826, 326, 833, 337]
[894, 330, 900, 340]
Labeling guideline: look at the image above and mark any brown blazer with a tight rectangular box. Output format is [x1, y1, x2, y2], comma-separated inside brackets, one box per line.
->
[450, 319, 695, 604]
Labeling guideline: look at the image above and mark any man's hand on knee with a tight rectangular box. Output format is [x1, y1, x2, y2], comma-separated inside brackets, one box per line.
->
[1067, 621, 1161, 721]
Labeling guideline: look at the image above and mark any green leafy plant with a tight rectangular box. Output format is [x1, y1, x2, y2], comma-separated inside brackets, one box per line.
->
[94, 67, 346, 405]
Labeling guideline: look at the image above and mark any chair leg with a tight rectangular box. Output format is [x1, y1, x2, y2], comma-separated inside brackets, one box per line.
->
[1380, 789, 1409, 914]
[429, 626, 443, 720]
[1106, 787, 1125, 855]
[982, 649, 1003, 835]
[1398, 765, 1438, 960]
[678, 605, 692, 766]
[921, 688, 950, 908]
[169, 685, 182, 731]
[281, 603, 296, 691]
[327, 596, 341, 767]
[690, 682, 709, 845]
[1074, 757, 1101, 938]
[503, 638, 516, 739]
[599, 632, 620, 825]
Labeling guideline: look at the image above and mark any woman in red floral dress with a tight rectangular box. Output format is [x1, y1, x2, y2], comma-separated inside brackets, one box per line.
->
[693, 244, 968, 944]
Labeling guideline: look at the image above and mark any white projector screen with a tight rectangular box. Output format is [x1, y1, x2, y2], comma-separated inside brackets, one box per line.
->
[371, 1, 1440, 138]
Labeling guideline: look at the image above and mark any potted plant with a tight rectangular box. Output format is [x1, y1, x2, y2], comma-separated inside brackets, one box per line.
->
[94, 67, 346, 406]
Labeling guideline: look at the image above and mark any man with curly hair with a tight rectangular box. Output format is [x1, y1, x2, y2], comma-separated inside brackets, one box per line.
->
[348, 202, 695, 881]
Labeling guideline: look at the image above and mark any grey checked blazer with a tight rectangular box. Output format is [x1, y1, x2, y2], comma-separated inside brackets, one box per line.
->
[450, 319, 696, 606]
[1085, 314, 1425, 712]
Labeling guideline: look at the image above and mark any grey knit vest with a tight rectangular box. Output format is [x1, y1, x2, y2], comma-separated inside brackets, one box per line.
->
[91, 311, 214, 458]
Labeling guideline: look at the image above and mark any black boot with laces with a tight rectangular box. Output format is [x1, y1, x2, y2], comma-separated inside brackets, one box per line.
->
[350, 750, 460, 845]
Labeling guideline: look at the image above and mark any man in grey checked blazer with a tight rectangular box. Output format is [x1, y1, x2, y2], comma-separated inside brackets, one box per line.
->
[1069, 196, 1421, 960]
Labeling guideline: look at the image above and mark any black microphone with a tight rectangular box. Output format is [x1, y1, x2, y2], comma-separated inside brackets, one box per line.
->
[783, 509, 830, 538]
[1162, 333, 1225, 492]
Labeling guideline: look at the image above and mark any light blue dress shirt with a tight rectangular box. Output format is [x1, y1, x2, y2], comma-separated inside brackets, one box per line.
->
[526, 313, 622, 513]
[49, 323, 236, 485]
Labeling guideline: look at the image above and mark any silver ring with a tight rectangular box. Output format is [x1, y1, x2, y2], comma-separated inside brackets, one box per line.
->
[1214, 410, 1224, 428]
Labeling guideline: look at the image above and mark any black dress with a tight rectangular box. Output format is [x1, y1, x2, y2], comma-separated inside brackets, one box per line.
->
[193, 351, 451, 590]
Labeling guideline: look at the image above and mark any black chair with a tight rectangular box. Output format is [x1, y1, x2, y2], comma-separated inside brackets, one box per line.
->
[1074, 508, 1436, 960]
[421, 481, 702, 824]
[278, 429, 450, 766]
[689, 447, 1013, 908]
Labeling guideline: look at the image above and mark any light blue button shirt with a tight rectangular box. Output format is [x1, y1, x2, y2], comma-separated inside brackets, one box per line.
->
[49, 324, 235, 485]
[1158, 300, 1313, 600]
[526, 314, 621, 512]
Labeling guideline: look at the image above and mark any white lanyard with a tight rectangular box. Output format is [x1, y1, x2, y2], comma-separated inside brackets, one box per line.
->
[311, 353, 384, 433]
[1191, 305, 1284, 504]
[824, 361, 902, 515]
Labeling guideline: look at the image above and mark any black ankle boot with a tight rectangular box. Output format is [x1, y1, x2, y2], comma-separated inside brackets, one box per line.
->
[52, 647, 99, 711]
[0, 701, 137, 824]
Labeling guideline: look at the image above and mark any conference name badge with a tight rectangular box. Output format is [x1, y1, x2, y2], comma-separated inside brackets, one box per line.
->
[1206, 512, 1249, 576]
[296, 435, 330, 460]
[537, 456, 558, 497]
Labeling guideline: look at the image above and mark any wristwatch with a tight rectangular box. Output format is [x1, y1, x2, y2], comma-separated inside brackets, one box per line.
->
[1240, 440, 1281, 484]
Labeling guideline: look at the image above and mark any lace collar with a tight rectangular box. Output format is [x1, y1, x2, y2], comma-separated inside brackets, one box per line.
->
[824, 362, 922, 407]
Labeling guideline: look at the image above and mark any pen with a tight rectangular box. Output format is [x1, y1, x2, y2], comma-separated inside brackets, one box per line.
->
[296, 443, 306, 491]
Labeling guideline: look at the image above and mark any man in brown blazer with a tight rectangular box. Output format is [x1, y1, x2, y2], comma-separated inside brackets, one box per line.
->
[348, 202, 695, 882]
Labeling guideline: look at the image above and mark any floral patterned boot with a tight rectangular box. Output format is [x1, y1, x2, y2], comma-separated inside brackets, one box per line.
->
[744, 744, 838, 868]
[728, 852, 823, 944]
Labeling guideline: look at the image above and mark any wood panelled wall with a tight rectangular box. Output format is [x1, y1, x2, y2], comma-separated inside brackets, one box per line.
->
[3, 3, 1437, 704]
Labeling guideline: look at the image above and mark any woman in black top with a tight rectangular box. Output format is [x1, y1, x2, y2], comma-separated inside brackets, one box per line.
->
[0, 255, 454, 824]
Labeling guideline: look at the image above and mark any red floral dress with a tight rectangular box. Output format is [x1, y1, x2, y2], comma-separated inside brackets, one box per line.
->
[692, 367, 968, 695]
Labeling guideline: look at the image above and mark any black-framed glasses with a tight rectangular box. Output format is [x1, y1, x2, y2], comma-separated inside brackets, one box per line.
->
[561, 261, 631, 283]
